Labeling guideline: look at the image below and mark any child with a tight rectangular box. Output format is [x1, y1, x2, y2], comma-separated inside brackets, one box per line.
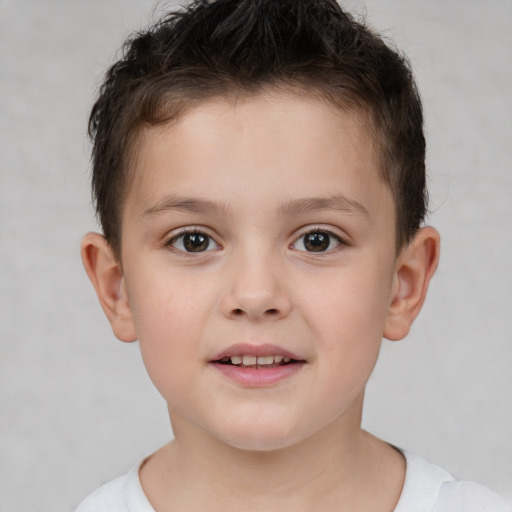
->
[76, 0, 510, 510]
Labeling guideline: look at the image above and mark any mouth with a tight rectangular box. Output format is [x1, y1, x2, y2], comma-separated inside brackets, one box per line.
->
[210, 344, 306, 386]
[211, 343, 305, 367]
[214, 354, 298, 369]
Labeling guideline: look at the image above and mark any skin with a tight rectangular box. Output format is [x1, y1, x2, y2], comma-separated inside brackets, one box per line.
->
[82, 91, 440, 511]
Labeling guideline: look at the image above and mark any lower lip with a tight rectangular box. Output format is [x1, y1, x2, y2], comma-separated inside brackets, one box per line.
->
[211, 362, 305, 386]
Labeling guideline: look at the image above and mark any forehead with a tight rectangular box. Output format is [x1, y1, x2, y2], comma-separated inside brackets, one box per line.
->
[124, 91, 391, 222]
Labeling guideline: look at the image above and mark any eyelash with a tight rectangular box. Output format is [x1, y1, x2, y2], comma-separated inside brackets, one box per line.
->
[165, 227, 346, 255]
[291, 228, 345, 254]
[165, 228, 220, 255]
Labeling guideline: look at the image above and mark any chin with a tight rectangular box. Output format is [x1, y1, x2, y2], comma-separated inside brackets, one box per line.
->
[213, 418, 311, 453]
[224, 436, 294, 452]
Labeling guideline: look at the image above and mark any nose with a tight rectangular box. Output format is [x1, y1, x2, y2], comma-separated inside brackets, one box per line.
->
[220, 251, 292, 322]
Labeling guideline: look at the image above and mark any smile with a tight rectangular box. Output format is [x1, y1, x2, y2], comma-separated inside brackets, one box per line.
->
[210, 344, 306, 386]
[218, 355, 293, 368]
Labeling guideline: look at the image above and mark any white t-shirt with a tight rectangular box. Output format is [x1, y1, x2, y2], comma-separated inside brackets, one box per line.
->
[75, 450, 510, 511]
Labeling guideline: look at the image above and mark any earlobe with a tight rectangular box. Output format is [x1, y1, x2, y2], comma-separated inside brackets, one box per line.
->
[81, 232, 137, 343]
[384, 227, 440, 341]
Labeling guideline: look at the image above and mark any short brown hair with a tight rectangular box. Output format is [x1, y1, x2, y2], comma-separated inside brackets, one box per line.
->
[89, 0, 427, 258]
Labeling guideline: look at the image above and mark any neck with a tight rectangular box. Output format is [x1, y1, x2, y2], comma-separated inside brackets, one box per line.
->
[140, 397, 405, 511]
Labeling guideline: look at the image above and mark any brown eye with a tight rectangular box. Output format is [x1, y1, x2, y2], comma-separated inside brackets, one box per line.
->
[183, 233, 209, 252]
[169, 231, 219, 253]
[292, 230, 342, 252]
[304, 232, 329, 251]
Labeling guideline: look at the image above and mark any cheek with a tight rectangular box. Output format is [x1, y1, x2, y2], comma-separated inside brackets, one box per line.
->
[299, 261, 393, 382]
[128, 264, 213, 338]
[304, 267, 392, 343]
[126, 274, 211, 395]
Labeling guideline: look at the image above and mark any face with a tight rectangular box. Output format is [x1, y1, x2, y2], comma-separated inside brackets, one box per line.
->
[119, 92, 399, 451]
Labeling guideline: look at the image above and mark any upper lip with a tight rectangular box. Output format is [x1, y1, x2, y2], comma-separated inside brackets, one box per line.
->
[211, 343, 304, 362]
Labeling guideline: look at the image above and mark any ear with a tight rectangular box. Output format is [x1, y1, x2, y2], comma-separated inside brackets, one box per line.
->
[384, 226, 440, 341]
[81, 232, 137, 343]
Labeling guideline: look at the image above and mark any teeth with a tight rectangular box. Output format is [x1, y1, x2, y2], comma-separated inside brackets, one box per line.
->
[257, 356, 274, 365]
[226, 355, 293, 366]
[242, 355, 257, 365]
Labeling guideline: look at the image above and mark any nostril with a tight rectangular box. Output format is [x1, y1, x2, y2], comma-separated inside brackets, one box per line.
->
[266, 308, 279, 315]
[233, 308, 244, 316]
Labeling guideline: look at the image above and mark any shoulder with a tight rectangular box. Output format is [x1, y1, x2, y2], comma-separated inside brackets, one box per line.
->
[434, 480, 511, 512]
[75, 473, 130, 512]
[395, 449, 510, 512]
[74, 462, 155, 512]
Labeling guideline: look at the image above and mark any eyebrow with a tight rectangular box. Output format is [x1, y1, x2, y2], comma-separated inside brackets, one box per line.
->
[142, 195, 232, 217]
[142, 193, 370, 220]
[278, 194, 371, 219]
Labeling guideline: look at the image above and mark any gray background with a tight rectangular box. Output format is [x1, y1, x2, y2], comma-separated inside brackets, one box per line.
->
[1, 0, 511, 510]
